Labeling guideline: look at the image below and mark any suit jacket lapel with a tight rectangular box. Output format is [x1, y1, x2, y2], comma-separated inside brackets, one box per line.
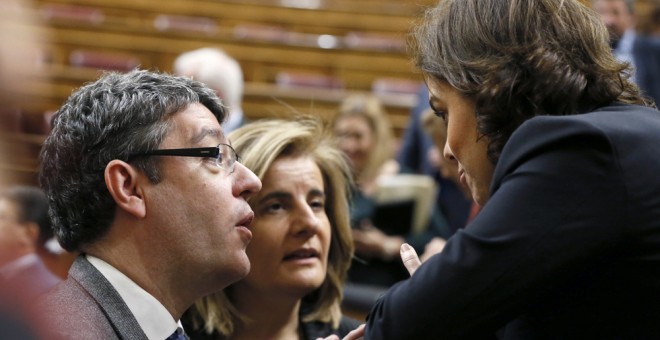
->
[69, 256, 148, 340]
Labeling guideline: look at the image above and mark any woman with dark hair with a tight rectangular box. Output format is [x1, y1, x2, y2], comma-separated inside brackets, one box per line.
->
[332, 0, 660, 339]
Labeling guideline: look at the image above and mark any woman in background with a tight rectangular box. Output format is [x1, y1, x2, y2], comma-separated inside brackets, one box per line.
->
[333, 94, 451, 287]
[184, 117, 360, 339]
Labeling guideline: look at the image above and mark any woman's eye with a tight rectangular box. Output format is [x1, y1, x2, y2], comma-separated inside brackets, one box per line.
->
[310, 199, 325, 211]
[267, 202, 284, 212]
[433, 109, 447, 120]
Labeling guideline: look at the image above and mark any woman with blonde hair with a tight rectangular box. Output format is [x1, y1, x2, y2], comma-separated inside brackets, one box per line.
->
[333, 94, 398, 195]
[184, 117, 360, 339]
[333, 94, 451, 287]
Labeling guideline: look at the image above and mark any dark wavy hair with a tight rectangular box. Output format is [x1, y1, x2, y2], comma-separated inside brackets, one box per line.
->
[39, 70, 225, 252]
[410, 0, 651, 163]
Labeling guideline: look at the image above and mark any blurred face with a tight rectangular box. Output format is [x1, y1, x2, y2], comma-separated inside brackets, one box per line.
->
[236, 156, 331, 298]
[427, 78, 495, 206]
[143, 103, 261, 291]
[0, 199, 33, 265]
[334, 115, 374, 174]
[592, 0, 633, 46]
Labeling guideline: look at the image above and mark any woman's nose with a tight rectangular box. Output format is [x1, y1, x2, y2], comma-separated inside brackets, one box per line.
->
[290, 204, 320, 237]
[339, 138, 356, 153]
[443, 142, 456, 162]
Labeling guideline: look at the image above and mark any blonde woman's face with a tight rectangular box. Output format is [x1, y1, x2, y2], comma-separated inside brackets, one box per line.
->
[237, 156, 331, 297]
[334, 115, 374, 174]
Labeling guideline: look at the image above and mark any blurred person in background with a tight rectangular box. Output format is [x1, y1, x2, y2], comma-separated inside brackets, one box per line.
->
[173, 47, 246, 133]
[397, 87, 474, 234]
[396, 86, 437, 177]
[333, 94, 451, 288]
[0, 0, 43, 187]
[0, 186, 60, 298]
[184, 117, 360, 339]
[591, 0, 637, 81]
[0, 1, 54, 338]
[632, 0, 660, 104]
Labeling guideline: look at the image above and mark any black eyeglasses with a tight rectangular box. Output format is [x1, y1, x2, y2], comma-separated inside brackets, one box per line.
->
[128, 143, 241, 173]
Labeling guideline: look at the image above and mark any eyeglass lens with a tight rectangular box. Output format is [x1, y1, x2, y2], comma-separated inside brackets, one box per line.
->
[217, 144, 238, 173]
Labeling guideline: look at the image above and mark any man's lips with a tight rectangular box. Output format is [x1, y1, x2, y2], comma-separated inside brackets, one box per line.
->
[237, 212, 254, 228]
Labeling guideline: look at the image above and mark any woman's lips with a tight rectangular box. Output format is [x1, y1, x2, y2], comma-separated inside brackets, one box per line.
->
[283, 248, 320, 261]
[459, 169, 467, 186]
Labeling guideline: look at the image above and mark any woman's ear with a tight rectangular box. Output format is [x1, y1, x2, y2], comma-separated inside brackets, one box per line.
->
[104, 160, 146, 218]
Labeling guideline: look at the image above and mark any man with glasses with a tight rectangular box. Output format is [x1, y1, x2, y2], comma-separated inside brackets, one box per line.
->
[37, 69, 262, 339]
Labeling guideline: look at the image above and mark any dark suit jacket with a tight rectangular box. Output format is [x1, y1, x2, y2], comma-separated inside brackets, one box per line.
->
[365, 103, 660, 339]
[38, 256, 148, 340]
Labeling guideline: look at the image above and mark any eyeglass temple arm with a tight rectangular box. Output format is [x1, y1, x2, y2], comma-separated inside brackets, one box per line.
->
[134, 147, 219, 157]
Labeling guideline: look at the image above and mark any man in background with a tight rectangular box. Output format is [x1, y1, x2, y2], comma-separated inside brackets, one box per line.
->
[591, 0, 637, 80]
[0, 186, 60, 298]
[174, 47, 246, 133]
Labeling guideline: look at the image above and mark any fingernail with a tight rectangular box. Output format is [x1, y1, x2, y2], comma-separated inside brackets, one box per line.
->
[401, 243, 412, 252]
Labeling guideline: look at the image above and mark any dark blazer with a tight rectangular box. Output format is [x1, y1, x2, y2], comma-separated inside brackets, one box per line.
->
[38, 256, 148, 340]
[365, 103, 660, 339]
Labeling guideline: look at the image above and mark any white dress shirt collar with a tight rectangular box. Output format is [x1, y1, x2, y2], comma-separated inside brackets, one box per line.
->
[86, 255, 181, 340]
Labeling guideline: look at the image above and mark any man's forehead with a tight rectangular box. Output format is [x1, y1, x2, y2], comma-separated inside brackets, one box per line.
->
[190, 127, 225, 145]
[0, 199, 18, 216]
[168, 104, 226, 145]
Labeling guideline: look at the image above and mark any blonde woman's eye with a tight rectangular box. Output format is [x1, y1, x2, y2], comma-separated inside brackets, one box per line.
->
[267, 202, 284, 212]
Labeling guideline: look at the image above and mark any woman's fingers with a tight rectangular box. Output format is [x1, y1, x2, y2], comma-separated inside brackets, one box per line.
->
[401, 243, 422, 276]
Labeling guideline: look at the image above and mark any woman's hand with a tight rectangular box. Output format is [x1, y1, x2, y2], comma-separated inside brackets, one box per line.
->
[420, 237, 446, 263]
[401, 243, 422, 276]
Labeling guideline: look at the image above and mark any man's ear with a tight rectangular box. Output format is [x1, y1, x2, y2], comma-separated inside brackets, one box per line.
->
[105, 160, 147, 218]
[18, 221, 39, 252]
[22, 222, 39, 244]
